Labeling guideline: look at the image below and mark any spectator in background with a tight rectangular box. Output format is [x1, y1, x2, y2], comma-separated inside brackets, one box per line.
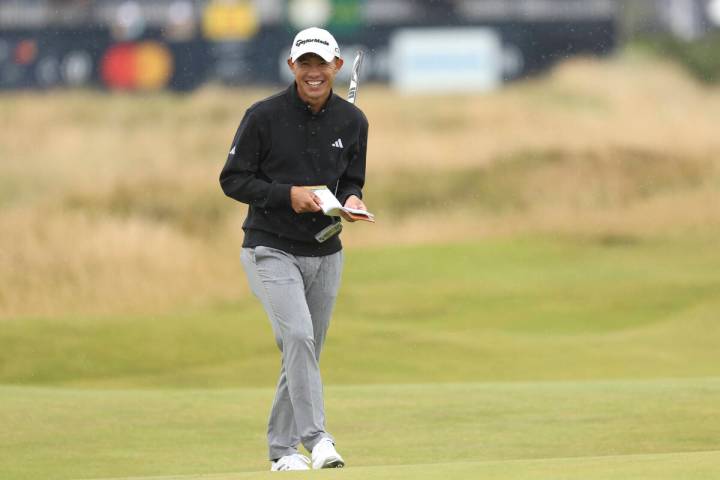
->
[112, 1, 145, 41]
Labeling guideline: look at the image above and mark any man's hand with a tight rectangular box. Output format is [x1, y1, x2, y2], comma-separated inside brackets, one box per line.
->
[340, 195, 367, 222]
[290, 186, 322, 213]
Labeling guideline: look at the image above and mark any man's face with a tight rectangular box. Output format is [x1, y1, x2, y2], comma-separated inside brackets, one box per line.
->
[288, 53, 344, 107]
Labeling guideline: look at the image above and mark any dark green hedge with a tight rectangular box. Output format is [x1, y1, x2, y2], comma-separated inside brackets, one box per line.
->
[633, 33, 720, 84]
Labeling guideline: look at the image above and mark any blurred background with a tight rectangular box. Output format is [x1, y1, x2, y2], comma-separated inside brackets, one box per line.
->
[1, 0, 719, 317]
[2, 0, 720, 380]
[0, 0, 719, 91]
[1, 2, 720, 478]
[1, 0, 720, 91]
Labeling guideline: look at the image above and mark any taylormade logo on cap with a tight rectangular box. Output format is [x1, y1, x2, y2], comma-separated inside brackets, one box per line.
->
[296, 38, 329, 47]
[290, 27, 341, 63]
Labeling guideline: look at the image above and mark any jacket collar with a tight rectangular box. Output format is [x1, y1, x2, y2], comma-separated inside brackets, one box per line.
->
[286, 82, 335, 116]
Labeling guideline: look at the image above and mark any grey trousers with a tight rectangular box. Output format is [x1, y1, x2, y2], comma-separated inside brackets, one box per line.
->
[240, 246, 343, 460]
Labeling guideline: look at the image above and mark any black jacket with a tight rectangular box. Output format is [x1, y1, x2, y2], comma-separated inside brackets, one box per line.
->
[220, 83, 368, 256]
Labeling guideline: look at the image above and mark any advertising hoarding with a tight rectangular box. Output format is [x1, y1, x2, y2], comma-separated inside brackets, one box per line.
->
[389, 28, 504, 93]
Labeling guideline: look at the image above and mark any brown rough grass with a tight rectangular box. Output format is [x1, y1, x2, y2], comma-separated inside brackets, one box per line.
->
[1, 52, 719, 319]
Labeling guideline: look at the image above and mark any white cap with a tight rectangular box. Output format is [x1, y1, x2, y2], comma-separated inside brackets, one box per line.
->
[289, 27, 341, 63]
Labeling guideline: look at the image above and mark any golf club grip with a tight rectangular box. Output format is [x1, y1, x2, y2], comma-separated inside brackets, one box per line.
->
[347, 50, 364, 105]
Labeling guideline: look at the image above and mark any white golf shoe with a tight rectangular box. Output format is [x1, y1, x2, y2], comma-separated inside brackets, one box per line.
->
[270, 453, 311, 471]
[311, 438, 345, 469]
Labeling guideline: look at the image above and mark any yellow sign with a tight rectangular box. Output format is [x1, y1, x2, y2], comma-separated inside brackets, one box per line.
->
[203, 1, 259, 41]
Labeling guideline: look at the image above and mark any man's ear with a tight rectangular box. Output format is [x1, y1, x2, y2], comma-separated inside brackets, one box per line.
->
[287, 58, 295, 73]
[334, 57, 344, 71]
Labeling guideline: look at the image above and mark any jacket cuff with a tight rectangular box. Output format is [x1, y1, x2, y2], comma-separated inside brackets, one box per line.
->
[268, 183, 292, 208]
[338, 189, 362, 206]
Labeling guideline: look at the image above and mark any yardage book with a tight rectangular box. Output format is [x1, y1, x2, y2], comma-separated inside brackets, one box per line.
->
[306, 186, 375, 222]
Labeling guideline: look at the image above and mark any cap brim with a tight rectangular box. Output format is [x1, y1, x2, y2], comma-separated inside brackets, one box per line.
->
[290, 45, 336, 63]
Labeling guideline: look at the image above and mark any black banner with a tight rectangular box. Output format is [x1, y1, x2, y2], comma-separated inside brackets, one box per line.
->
[0, 15, 615, 91]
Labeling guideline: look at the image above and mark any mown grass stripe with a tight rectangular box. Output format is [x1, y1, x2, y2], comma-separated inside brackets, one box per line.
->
[77, 450, 720, 480]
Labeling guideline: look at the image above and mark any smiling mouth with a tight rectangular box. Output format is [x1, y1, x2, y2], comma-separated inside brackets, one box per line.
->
[306, 80, 323, 87]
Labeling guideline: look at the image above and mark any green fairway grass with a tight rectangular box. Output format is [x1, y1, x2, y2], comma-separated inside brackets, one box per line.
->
[1, 379, 719, 479]
[2, 236, 720, 479]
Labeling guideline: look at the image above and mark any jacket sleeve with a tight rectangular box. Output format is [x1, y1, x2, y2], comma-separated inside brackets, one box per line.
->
[219, 110, 292, 209]
[336, 112, 368, 206]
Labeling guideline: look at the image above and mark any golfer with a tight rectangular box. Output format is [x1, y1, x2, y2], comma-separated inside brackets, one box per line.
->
[219, 27, 368, 471]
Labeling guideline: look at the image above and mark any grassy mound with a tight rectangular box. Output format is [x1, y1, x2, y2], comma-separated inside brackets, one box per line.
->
[2, 52, 720, 319]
